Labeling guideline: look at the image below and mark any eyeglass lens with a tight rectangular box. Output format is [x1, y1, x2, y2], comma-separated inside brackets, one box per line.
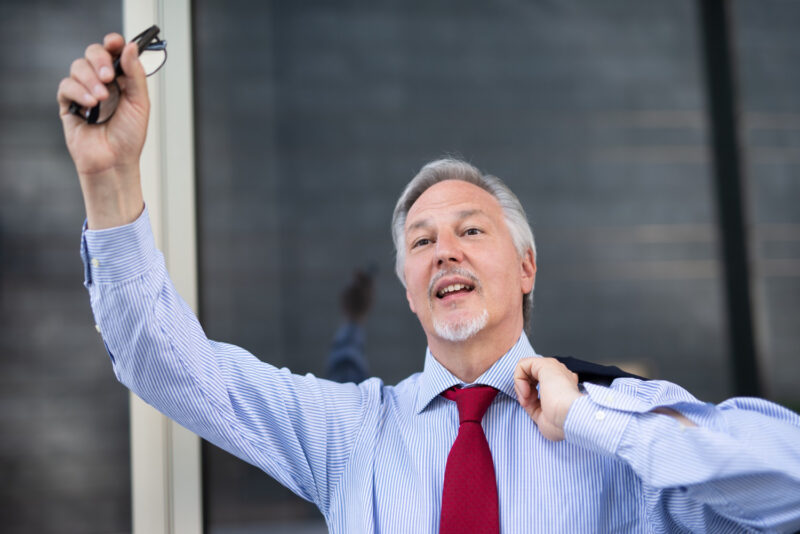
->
[140, 46, 167, 76]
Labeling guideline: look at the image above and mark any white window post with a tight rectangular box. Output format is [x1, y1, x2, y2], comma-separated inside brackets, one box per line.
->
[124, 1, 203, 532]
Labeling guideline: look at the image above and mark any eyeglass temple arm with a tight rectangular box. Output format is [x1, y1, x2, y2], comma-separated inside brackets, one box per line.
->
[113, 25, 162, 77]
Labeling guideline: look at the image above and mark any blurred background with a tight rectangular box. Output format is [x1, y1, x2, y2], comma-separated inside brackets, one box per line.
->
[2, 0, 799, 532]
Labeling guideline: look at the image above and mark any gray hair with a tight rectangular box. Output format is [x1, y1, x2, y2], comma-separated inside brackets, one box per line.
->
[391, 158, 537, 330]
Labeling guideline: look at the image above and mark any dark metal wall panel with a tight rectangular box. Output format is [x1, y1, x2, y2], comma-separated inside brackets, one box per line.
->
[734, 0, 800, 407]
[0, 2, 130, 534]
[698, 0, 761, 396]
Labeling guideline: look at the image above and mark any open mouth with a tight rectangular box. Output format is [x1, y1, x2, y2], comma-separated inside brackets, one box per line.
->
[436, 283, 475, 299]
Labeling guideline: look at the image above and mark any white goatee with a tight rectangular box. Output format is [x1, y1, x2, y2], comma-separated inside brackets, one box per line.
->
[433, 308, 489, 342]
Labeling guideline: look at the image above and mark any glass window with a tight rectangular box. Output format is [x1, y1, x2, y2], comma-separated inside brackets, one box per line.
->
[733, 0, 800, 410]
[194, 1, 730, 531]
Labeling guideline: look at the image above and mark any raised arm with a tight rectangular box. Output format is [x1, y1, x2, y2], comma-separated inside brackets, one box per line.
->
[59, 33, 375, 515]
[57, 32, 148, 229]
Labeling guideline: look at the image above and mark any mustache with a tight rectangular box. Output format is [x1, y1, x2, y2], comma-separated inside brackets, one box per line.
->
[428, 267, 481, 298]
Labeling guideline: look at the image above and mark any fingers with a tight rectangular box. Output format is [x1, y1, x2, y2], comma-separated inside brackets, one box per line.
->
[513, 360, 542, 426]
[117, 42, 147, 102]
[355, 270, 372, 285]
[521, 358, 578, 386]
[514, 358, 544, 411]
[57, 59, 104, 118]
[57, 77, 97, 116]
[57, 36, 117, 115]
[85, 43, 116, 85]
[57, 32, 143, 117]
[73, 57, 109, 99]
[513, 358, 580, 404]
[103, 33, 126, 56]
[514, 357, 583, 442]
[513, 360, 534, 403]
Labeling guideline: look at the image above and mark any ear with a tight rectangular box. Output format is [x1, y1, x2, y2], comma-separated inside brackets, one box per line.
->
[520, 248, 536, 294]
[406, 287, 417, 314]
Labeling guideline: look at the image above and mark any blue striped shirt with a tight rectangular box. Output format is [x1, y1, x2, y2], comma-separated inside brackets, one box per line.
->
[81, 208, 800, 533]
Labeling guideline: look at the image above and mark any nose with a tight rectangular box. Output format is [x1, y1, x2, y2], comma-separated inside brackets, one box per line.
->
[435, 230, 464, 266]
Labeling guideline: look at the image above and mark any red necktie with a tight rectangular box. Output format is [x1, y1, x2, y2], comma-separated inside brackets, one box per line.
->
[439, 385, 499, 534]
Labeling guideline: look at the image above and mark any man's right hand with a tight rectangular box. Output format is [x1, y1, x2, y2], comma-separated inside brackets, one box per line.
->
[57, 32, 150, 229]
[341, 270, 374, 323]
[514, 357, 584, 441]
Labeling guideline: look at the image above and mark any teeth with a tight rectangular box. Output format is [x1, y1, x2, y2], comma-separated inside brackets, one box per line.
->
[438, 283, 471, 297]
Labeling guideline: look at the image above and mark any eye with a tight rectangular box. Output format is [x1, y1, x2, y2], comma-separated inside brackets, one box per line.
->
[412, 237, 432, 249]
[464, 227, 482, 236]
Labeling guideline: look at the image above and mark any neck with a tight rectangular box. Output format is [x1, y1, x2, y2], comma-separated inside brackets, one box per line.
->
[427, 321, 523, 383]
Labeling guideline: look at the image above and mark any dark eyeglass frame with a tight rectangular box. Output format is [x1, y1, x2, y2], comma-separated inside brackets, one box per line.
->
[69, 25, 167, 125]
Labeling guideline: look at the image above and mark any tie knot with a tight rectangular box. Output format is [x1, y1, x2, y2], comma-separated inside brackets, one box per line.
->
[441, 385, 498, 424]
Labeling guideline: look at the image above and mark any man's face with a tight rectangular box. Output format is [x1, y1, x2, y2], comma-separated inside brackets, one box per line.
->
[402, 180, 536, 344]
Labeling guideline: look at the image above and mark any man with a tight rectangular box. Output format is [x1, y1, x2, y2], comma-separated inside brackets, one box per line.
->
[58, 33, 800, 533]
[326, 270, 373, 384]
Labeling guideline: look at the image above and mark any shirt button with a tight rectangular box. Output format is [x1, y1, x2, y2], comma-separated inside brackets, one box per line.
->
[91, 258, 100, 268]
[95, 324, 102, 334]
[595, 411, 607, 421]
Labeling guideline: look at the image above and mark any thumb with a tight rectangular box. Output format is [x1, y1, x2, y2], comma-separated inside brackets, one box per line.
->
[118, 42, 148, 104]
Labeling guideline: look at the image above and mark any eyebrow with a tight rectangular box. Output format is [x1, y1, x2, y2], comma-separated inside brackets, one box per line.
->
[406, 209, 485, 234]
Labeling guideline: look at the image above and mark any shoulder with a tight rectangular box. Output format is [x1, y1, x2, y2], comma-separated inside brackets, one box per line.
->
[370, 371, 424, 417]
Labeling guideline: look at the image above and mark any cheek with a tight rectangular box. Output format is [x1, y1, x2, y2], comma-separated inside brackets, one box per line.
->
[404, 263, 427, 305]
[490, 250, 524, 297]
[406, 288, 417, 313]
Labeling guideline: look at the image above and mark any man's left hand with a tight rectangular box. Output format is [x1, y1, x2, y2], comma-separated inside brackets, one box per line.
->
[514, 357, 585, 441]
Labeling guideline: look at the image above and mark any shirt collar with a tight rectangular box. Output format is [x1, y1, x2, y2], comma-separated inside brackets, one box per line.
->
[414, 332, 540, 414]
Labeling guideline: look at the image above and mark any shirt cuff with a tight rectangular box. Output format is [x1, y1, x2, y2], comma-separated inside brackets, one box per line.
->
[563, 390, 635, 457]
[80, 205, 158, 285]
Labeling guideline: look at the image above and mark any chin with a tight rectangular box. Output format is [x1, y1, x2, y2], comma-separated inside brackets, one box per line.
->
[432, 309, 489, 342]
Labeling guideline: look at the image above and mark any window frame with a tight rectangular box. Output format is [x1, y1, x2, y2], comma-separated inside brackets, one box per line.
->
[124, 0, 202, 532]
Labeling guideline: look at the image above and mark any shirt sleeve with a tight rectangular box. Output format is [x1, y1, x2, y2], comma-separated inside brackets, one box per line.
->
[80, 207, 378, 515]
[564, 377, 800, 532]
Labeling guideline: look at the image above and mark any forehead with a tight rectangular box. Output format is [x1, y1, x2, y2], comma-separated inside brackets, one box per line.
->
[405, 180, 503, 226]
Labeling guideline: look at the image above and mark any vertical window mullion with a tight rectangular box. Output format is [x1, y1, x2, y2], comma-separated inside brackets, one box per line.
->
[124, 0, 203, 532]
